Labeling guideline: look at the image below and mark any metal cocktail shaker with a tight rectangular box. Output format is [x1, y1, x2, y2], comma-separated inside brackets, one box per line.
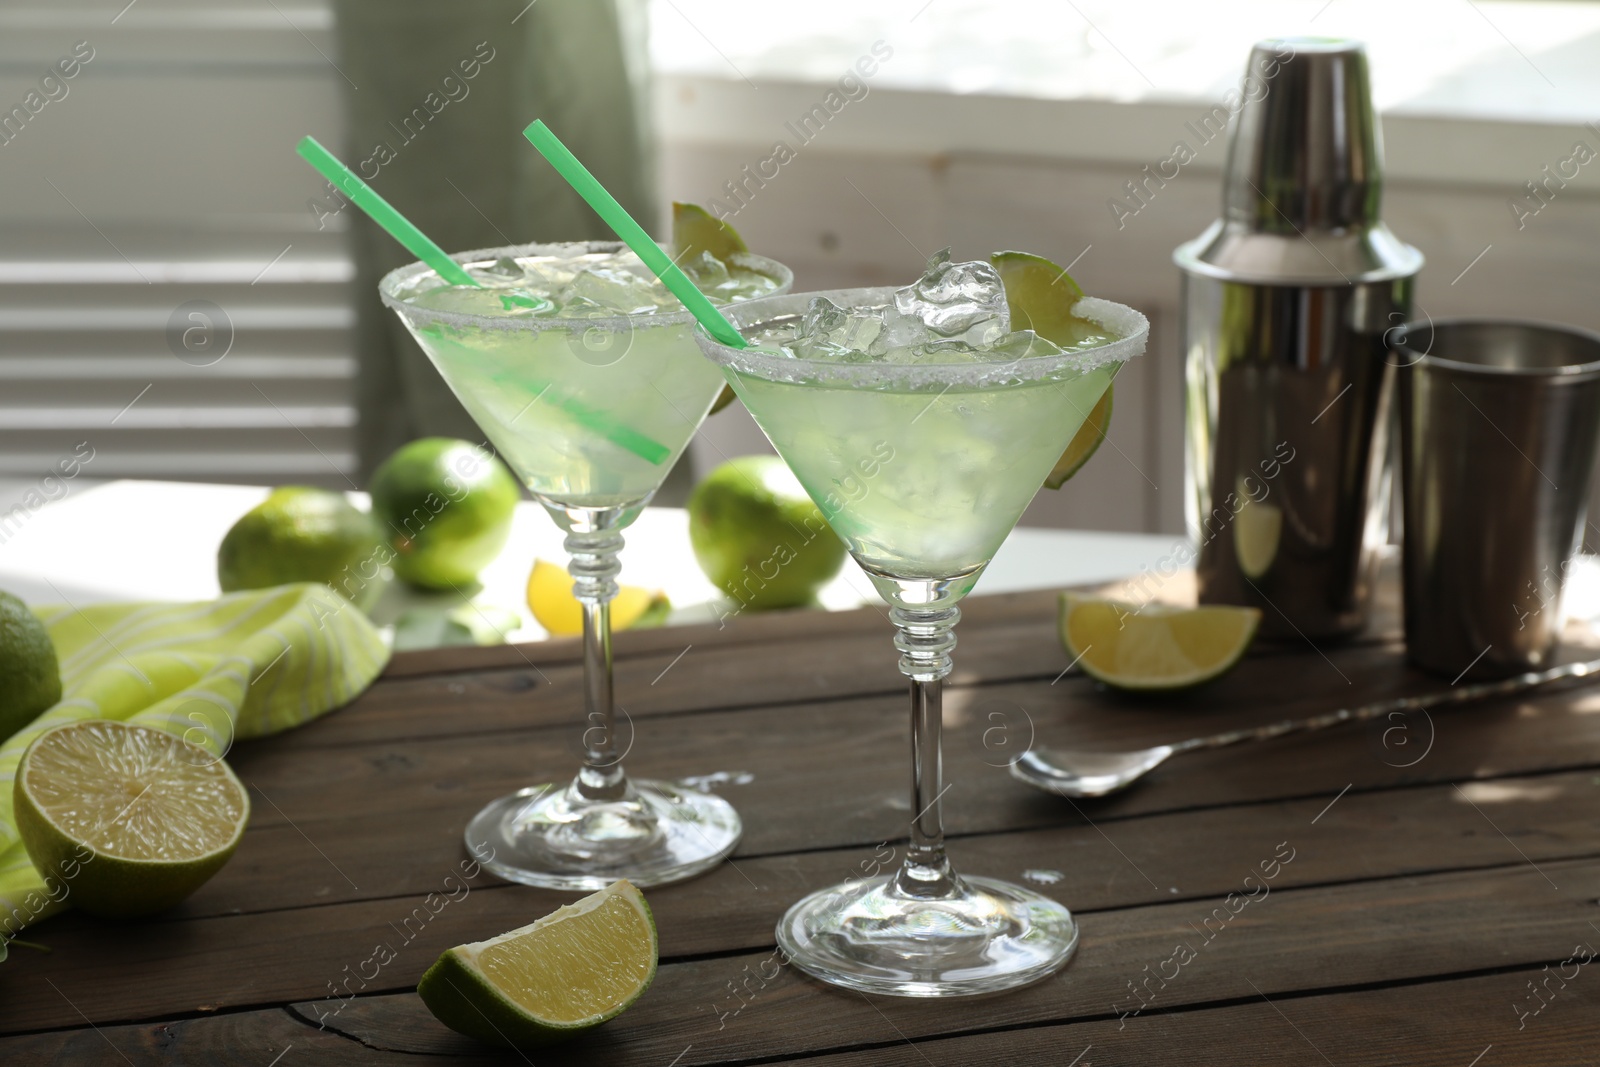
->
[1176, 37, 1423, 640]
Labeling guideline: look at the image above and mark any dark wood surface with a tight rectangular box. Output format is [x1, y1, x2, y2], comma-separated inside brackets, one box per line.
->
[6, 570, 1600, 1065]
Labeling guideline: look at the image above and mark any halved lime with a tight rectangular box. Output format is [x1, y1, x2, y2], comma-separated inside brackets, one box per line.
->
[14, 720, 250, 917]
[1059, 593, 1261, 691]
[417, 880, 658, 1049]
[992, 251, 1117, 489]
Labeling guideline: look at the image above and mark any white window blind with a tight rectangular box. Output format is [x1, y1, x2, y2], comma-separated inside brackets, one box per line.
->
[0, 0, 356, 486]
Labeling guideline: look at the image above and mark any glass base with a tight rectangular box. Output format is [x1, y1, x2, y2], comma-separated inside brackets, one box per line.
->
[464, 777, 742, 891]
[776, 871, 1078, 997]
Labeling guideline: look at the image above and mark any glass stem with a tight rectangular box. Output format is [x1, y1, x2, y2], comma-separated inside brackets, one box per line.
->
[891, 602, 961, 899]
[566, 523, 628, 801]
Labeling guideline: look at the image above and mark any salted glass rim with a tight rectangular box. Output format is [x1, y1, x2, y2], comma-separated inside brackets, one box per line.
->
[377, 239, 794, 333]
[693, 287, 1149, 390]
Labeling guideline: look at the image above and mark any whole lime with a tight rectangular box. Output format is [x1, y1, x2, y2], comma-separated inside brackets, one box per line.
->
[369, 438, 520, 591]
[217, 487, 388, 610]
[688, 456, 846, 610]
[0, 590, 61, 742]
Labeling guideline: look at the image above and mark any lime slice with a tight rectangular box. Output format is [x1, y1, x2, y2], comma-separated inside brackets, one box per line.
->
[418, 880, 658, 1049]
[991, 251, 1117, 489]
[526, 559, 669, 636]
[1059, 593, 1261, 691]
[14, 720, 249, 917]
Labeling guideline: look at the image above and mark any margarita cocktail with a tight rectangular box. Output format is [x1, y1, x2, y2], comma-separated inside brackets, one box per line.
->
[381, 240, 790, 890]
[695, 251, 1148, 996]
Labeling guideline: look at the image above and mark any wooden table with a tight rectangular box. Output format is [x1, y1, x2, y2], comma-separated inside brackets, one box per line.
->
[5, 576, 1600, 1065]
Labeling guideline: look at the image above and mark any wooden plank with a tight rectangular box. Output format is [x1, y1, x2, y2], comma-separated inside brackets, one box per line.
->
[4, 836, 1596, 1041]
[279, 620, 1413, 764]
[296, 614, 1412, 752]
[9, 966, 1587, 1067]
[4, 961, 1586, 1066]
[769, 967, 1600, 1067]
[0, 1007, 415, 1066]
[228, 648, 1600, 860]
[155, 766, 1600, 928]
[283, 858, 1600, 1065]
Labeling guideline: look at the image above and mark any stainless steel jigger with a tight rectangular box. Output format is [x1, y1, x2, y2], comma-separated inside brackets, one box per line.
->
[1176, 38, 1423, 639]
[1394, 320, 1600, 679]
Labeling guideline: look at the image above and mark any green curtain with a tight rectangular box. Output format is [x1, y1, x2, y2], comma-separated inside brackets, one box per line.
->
[331, 0, 657, 477]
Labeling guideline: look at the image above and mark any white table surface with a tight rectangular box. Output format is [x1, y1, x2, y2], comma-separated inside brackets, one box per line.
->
[0, 480, 1183, 645]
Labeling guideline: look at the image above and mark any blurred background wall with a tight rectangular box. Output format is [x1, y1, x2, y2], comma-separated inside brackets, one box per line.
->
[1, 0, 1597, 534]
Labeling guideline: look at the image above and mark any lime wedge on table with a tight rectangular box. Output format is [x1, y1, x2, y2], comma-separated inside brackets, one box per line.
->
[418, 880, 658, 1049]
[991, 251, 1117, 489]
[674, 201, 748, 415]
[14, 720, 249, 917]
[1059, 593, 1261, 691]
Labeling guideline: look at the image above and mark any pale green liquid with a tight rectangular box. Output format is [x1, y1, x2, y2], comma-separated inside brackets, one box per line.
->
[406, 319, 724, 509]
[731, 366, 1114, 582]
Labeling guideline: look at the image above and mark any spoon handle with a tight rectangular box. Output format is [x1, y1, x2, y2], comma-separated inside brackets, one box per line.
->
[1169, 655, 1600, 755]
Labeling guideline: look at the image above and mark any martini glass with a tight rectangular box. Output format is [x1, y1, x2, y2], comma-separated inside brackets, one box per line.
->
[695, 286, 1148, 996]
[379, 241, 792, 890]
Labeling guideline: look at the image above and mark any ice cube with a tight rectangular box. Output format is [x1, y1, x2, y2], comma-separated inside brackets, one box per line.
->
[877, 306, 934, 352]
[682, 249, 731, 290]
[794, 297, 892, 358]
[473, 256, 529, 287]
[496, 289, 555, 315]
[982, 329, 1063, 362]
[892, 248, 1009, 346]
[556, 265, 669, 314]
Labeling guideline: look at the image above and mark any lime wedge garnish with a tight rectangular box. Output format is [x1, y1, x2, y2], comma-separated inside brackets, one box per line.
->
[674, 202, 748, 415]
[1059, 593, 1261, 691]
[14, 720, 250, 917]
[1043, 384, 1113, 489]
[672, 201, 748, 263]
[418, 880, 658, 1049]
[992, 251, 1117, 489]
[991, 250, 1107, 349]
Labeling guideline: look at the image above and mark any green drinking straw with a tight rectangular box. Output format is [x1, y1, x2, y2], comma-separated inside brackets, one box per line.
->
[523, 120, 749, 349]
[296, 136, 478, 288]
[293, 134, 670, 466]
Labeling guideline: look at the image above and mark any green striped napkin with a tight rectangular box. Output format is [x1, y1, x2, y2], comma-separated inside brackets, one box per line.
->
[0, 583, 389, 936]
